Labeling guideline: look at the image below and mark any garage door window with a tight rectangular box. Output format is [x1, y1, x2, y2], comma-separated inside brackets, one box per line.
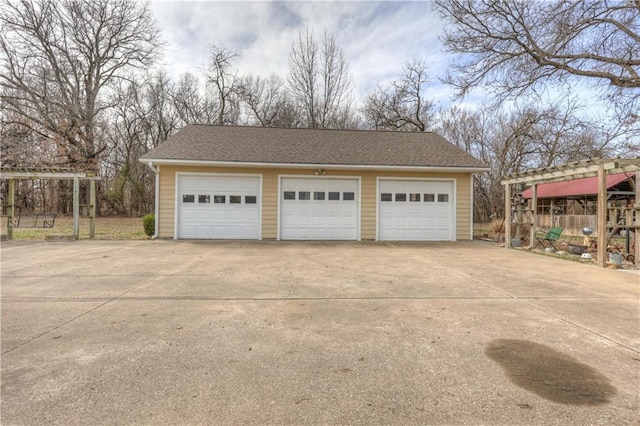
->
[438, 194, 449, 202]
[343, 192, 355, 201]
[395, 193, 406, 202]
[314, 191, 325, 200]
[424, 193, 435, 202]
[410, 193, 421, 202]
[284, 191, 295, 200]
[183, 194, 195, 203]
[230, 195, 241, 204]
[214, 195, 226, 203]
[245, 196, 257, 204]
[198, 195, 210, 203]
[329, 192, 340, 200]
[380, 193, 392, 202]
[299, 191, 311, 200]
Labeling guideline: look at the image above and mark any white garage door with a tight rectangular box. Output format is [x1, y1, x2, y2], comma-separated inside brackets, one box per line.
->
[378, 179, 454, 241]
[280, 177, 358, 240]
[178, 175, 260, 239]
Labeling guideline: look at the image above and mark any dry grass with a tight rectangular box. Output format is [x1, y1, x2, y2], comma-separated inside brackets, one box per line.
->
[1, 216, 148, 241]
[474, 221, 532, 244]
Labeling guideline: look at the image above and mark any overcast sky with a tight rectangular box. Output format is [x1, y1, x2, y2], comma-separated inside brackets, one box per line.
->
[149, 0, 470, 108]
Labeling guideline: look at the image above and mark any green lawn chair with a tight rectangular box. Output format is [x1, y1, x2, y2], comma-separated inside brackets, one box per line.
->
[535, 226, 563, 250]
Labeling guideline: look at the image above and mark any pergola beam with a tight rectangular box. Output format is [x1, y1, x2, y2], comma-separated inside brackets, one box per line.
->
[501, 159, 639, 185]
[0, 171, 99, 180]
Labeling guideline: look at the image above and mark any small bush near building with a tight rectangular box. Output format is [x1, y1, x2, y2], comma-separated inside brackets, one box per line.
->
[143, 214, 155, 237]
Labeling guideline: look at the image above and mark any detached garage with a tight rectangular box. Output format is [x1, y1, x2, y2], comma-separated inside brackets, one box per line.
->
[140, 125, 487, 241]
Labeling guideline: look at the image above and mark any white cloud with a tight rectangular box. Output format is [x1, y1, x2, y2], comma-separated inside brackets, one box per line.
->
[150, 0, 456, 105]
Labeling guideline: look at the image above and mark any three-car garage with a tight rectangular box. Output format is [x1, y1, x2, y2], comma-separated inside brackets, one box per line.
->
[176, 173, 455, 241]
[142, 125, 487, 242]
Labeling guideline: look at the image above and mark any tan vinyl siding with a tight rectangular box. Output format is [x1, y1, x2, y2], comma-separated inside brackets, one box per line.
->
[455, 174, 472, 240]
[360, 174, 377, 239]
[157, 165, 176, 238]
[261, 171, 278, 239]
[156, 165, 474, 240]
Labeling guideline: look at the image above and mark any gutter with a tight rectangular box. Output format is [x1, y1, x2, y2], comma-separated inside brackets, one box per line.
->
[146, 161, 159, 239]
[139, 158, 490, 173]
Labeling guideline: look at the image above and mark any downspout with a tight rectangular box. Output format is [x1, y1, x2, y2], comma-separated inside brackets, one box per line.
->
[146, 161, 159, 239]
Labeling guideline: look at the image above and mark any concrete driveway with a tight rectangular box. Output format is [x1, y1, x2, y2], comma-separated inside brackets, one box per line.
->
[1, 240, 638, 425]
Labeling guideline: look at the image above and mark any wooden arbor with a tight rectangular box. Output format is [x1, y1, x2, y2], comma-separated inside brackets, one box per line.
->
[502, 158, 640, 268]
[1, 168, 100, 240]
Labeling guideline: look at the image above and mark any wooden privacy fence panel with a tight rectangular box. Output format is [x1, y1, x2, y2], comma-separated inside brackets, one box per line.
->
[534, 208, 638, 236]
[534, 215, 597, 236]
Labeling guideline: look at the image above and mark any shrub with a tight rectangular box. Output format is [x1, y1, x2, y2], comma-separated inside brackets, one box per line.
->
[143, 214, 155, 237]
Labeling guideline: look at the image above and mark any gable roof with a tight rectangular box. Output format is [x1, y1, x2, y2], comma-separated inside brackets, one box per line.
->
[521, 172, 634, 199]
[140, 125, 488, 171]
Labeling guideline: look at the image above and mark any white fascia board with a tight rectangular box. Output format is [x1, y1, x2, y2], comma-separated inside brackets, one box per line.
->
[138, 158, 489, 173]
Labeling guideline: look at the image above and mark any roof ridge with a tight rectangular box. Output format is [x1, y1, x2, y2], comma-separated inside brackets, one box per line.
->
[185, 123, 440, 136]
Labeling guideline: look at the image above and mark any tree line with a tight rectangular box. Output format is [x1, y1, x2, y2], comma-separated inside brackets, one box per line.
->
[1, 0, 638, 221]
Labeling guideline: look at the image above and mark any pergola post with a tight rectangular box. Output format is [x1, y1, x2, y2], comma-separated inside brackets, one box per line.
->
[504, 183, 511, 247]
[7, 179, 15, 240]
[596, 165, 607, 267]
[633, 171, 640, 265]
[73, 175, 80, 240]
[89, 179, 96, 239]
[529, 184, 537, 247]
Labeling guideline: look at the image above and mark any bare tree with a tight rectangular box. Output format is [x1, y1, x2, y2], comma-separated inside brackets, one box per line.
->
[239, 74, 300, 127]
[437, 100, 621, 221]
[103, 72, 182, 215]
[0, 0, 162, 170]
[363, 58, 436, 132]
[203, 45, 243, 125]
[288, 28, 354, 128]
[435, 0, 640, 109]
[170, 72, 216, 125]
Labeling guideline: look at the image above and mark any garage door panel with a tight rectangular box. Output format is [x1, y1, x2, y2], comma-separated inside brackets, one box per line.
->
[379, 179, 453, 241]
[196, 210, 211, 220]
[243, 211, 259, 221]
[182, 209, 197, 220]
[280, 177, 358, 240]
[342, 216, 356, 226]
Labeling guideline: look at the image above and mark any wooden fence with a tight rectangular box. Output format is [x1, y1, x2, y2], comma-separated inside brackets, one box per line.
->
[533, 214, 597, 236]
[532, 207, 638, 236]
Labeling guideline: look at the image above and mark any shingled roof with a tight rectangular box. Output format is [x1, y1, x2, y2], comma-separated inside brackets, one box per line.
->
[141, 125, 487, 170]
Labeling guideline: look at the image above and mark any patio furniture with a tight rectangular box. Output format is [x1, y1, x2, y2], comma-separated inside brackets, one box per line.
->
[535, 226, 563, 250]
